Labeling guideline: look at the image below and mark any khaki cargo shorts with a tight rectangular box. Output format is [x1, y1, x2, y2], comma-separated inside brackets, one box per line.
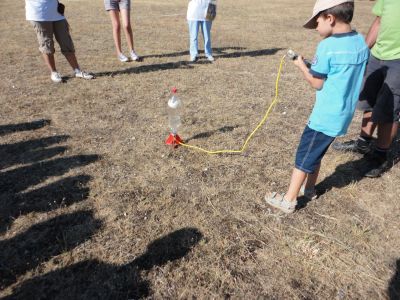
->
[31, 19, 75, 54]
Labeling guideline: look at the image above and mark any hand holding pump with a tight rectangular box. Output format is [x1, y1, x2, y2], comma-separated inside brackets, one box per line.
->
[287, 49, 312, 68]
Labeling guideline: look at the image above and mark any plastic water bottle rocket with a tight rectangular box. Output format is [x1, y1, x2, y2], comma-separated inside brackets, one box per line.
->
[165, 87, 183, 147]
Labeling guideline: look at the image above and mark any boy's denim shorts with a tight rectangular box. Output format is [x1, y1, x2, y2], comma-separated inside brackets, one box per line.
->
[295, 126, 335, 174]
[357, 55, 400, 123]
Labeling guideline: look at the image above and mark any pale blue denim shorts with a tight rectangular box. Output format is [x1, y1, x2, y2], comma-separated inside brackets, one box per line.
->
[104, 0, 130, 11]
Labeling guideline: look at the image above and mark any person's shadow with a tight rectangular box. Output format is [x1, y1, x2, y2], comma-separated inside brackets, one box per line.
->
[0, 120, 100, 232]
[0, 119, 50, 137]
[296, 155, 372, 209]
[388, 259, 400, 300]
[5, 227, 203, 300]
[94, 47, 283, 78]
[0, 210, 102, 289]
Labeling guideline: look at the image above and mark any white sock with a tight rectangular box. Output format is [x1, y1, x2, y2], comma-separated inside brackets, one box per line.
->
[74, 68, 81, 74]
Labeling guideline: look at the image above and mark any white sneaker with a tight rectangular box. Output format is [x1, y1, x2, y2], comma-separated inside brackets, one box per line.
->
[130, 50, 139, 61]
[206, 55, 215, 62]
[75, 70, 94, 80]
[51, 71, 62, 83]
[118, 53, 129, 62]
[189, 56, 198, 62]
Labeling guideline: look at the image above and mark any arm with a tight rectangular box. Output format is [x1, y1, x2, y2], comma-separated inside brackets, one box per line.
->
[293, 56, 325, 90]
[365, 16, 380, 49]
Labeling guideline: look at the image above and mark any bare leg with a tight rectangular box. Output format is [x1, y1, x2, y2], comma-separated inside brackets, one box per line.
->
[360, 111, 377, 138]
[120, 9, 134, 52]
[304, 164, 320, 190]
[42, 53, 57, 72]
[109, 10, 122, 55]
[285, 168, 307, 201]
[376, 122, 399, 149]
[64, 52, 80, 70]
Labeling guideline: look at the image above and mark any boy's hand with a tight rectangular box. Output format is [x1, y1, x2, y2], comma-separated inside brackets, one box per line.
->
[293, 54, 324, 90]
[293, 55, 307, 68]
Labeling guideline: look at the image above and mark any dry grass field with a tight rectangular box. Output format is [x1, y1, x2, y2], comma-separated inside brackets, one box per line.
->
[1, 0, 399, 299]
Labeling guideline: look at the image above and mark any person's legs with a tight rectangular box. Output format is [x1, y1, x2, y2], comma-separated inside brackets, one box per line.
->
[31, 21, 58, 73]
[42, 53, 57, 72]
[53, 19, 84, 72]
[376, 122, 399, 149]
[109, 10, 123, 56]
[304, 164, 320, 190]
[266, 127, 333, 212]
[188, 21, 200, 61]
[285, 168, 307, 201]
[120, 9, 134, 52]
[363, 59, 400, 177]
[360, 111, 377, 138]
[201, 21, 213, 59]
[333, 56, 383, 153]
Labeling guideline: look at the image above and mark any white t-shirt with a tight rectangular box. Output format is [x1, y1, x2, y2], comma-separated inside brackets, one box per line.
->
[25, 0, 65, 21]
[187, 0, 210, 21]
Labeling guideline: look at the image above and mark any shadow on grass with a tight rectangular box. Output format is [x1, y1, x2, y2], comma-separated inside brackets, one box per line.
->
[0, 154, 99, 195]
[185, 125, 239, 142]
[0, 175, 92, 234]
[140, 46, 246, 59]
[93, 47, 283, 78]
[0, 210, 102, 289]
[0, 119, 50, 137]
[297, 142, 400, 209]
[0, 135, 70, 170]
[94, 60, 211, 77]
[296, 156, 368, 209]
[0, 119, 103, 294]
[389, 259, 400, 300]
[5, 228, 203, 299]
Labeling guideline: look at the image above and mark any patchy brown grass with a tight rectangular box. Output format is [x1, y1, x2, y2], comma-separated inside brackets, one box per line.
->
[1, 0, 399, 299]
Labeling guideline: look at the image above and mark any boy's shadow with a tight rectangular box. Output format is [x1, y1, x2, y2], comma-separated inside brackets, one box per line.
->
[0, 210, 102, 289]
[296, 155, 373, 209]
[297, 143, 400, 209]
[388, 259, 400, 300]
[6, 227, 203, 300]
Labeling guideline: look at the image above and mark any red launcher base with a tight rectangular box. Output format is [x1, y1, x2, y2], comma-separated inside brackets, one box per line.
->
[165, 133, 183, 148]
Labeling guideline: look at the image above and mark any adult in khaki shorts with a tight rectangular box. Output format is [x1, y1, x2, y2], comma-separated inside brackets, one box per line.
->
[25, 0, 93, 83]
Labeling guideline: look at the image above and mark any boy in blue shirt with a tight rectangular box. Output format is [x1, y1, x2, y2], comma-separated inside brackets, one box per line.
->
[266, 0, 369, 213]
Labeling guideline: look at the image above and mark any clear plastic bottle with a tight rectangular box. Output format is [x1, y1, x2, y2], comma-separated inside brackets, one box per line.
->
[167, 87, 182, 135]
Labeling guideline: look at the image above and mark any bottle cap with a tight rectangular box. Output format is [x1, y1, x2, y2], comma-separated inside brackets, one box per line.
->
[171, 87, 177, 94]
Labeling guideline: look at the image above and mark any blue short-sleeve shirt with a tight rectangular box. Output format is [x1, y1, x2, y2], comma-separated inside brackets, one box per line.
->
[308, 31, 369, 137]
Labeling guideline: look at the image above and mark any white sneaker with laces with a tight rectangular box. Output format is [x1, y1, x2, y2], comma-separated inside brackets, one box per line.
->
[118, 53, 129, 62]
[130, 50, 139, 61]
[51, 71, 62, 83]
[75, 70, 94, 80]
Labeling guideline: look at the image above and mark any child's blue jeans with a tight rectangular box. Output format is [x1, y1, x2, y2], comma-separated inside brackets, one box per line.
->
[295, 126, 335, 174]
[188, 20, 212, 59]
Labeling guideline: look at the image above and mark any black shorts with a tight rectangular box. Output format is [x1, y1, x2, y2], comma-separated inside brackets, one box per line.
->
[357, 55, 400, 123]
